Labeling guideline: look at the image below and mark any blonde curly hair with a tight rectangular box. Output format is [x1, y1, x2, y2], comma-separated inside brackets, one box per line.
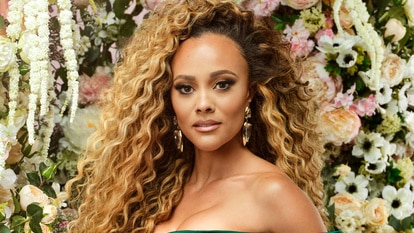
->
[67, 0, 327, 232]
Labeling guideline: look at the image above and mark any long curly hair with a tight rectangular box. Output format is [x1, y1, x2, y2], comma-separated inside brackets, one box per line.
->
[66, 0, 327, 232]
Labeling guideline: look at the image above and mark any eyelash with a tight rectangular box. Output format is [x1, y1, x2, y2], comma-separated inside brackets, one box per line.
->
[174, 79, 236, 95]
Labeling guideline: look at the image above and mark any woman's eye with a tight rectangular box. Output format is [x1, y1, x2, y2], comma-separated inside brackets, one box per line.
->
[215, 80, 235, 90]
[174, 84, 194, 94]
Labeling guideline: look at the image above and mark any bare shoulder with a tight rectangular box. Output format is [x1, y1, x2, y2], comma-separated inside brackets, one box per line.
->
[249, 171, 327, 233]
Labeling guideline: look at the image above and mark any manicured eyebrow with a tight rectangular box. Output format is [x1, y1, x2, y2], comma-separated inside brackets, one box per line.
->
[173, 70, 237, 81]
[210, 70, 237, 78]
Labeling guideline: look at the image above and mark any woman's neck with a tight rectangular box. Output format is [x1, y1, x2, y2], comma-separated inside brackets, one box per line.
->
[188, 141, 253, 189]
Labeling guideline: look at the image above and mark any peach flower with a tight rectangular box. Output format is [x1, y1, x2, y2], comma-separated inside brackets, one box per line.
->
[329, 192, 362, 215]
[334, 164, 351, 178]
[364, 198, 389, 226]
[381, 53, 405, 87]
[319, 107, 361, 146]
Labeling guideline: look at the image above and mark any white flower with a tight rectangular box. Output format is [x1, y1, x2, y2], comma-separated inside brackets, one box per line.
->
[365, 159, 387, 174]
[317, 33, 361, 54]
[19, 185, 50, 211]
[384, 18, 407, 43]
[0, 37, 17, 73]
[336, 49, 358, 68]
[335, 171, 369, 200]
[382, 185, 413, 220]
[41, 204, 57, 224]
[60, 105, 101, 154]
[352, 130, 385, 163]
[0, 168, 17, 189]
[381, 53, 405, 87]
[335, 209, 367, 233]
[404, 0, 414, 27]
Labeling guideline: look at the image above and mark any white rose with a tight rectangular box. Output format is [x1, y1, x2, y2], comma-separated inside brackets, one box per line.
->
[61, 105, 101, 153]
[384, 18, 406, 42]
[19, 185, 49, 211]
[404, 0, 414, 26]
[41, 204, 57, 224]
[364, 198, 389, 226]
[0, 37, 17, 72]
[381, 53, 405, 87]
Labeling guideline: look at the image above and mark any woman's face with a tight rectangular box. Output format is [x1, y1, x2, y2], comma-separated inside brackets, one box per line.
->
[171, 33, 252, 152]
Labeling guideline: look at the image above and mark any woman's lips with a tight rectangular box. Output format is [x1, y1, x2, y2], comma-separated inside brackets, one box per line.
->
[193, 120, 221, 132]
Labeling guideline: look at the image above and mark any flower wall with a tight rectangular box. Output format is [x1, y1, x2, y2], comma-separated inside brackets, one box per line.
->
[0, 0, 413, 232]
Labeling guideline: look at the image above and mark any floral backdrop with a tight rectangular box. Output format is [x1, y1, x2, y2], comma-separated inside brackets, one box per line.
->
[0, 0, 413, 232]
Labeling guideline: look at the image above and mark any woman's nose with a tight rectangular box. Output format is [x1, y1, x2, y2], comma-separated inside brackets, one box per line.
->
[196, 91, 215, 113]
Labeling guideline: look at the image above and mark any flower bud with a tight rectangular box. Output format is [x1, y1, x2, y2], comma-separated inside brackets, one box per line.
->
[384, 18, 406, 42]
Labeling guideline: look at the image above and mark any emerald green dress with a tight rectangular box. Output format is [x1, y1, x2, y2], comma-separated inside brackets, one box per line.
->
[170, 230, 343, 233]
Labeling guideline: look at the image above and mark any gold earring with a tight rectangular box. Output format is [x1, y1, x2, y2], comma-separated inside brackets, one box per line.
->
[174, 117, 183, 152]
[242, 106, 252, 146]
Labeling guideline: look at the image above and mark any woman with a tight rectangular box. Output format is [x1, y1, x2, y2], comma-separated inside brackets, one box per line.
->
[67, 0, 335, 232]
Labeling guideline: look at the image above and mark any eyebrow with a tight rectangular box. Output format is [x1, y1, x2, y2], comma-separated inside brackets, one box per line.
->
[173, 69, 238, 81]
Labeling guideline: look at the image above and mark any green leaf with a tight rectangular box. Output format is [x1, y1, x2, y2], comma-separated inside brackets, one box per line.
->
[40, 185, 57, 199]
[0, 225, 11, 233]
[389, 214, 414, 231]
[113, 0, 131, 18]
[119, 16, 138, 38]
[0, 212, 4, 222]
[10, 215, 25, 232]
[26, 173, 41, 187]
[41, 163, 58, 180]
[26, 204, 43, 223]
[28, 220, 42, 233]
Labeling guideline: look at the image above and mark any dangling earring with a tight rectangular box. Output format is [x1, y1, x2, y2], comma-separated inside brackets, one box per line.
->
[242, 106, 252, 146]
[173, 117, 183, 152]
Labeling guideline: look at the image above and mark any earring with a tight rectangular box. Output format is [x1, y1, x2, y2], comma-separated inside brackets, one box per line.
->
[173, 117, 183, 152]
[242, 106, 252, 146]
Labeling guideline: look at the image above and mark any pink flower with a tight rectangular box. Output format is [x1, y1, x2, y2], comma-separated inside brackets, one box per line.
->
[319, 107, 361, 146]
[315, 28, 334, 42]
[242, 0, 281, 17]
[334, 85, 355, 108]
[284, 19, 314, 57]
[280, 0, 319, 10]
[78, 69, 112, 105]
[284, 19, 310, 40]
[290, 37, 314, 57]
[350, 94, 377, 117]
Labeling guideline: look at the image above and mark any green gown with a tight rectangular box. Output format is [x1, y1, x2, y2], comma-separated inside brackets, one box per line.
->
[170, 230, 343, 233]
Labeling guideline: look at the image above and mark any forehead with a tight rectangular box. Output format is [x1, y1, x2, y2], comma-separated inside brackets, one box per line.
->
[172, 33, 247, 73]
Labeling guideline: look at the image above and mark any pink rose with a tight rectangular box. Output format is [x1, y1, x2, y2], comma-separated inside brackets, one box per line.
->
[319, 107, 361, 146]
[242, 0, 281, 17]
[350, 94, 377, 117]
[78, 69, 112, 105]
[280, 0, 319, 10]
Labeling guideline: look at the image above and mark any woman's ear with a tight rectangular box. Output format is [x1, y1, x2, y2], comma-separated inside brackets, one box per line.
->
[246, 86, 255, 104]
